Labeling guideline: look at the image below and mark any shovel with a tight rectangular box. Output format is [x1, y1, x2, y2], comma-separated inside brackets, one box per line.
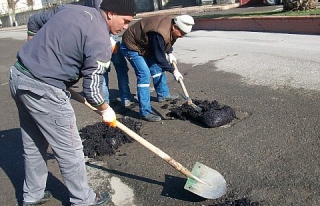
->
[172, 62, 202, 113]
[68, 88, 227, 199]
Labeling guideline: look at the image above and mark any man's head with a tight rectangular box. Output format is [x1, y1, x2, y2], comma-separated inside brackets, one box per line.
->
[100, 0, 136, 34]
[172, 14, 195, 39]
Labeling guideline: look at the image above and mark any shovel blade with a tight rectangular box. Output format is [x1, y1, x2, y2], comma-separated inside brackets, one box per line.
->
[184, 98, 202, 113]
[191, 103, 202, 113]
[184, 162, 227, 199]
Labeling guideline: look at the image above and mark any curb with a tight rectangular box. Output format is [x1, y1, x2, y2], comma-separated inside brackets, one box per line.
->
[136, 4, 240, 18]
[0, 25, 26, 31]
[193, 15, 320, 35]
[136, 3, 320, 35]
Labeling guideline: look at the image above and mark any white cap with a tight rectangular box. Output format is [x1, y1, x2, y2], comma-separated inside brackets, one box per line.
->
[174, 15, 195, 34]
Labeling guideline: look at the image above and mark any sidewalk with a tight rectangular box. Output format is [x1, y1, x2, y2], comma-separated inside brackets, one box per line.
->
[0, 4, 240, 31]
[2, 4, 319, 35]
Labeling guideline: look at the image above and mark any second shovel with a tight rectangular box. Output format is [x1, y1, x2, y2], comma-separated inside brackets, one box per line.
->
[172, 62, 202, 113]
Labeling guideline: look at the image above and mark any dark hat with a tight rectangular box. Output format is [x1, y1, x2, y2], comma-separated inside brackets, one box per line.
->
[100, 0, 136, 16]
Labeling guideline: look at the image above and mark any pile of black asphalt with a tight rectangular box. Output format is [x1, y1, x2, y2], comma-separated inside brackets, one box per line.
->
[80, 98, 236, 160]
[80, 117, 142, 159]
[165, 99, 237, 128]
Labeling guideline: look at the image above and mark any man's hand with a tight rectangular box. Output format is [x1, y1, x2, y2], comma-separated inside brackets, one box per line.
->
[106, 61, 111, 68]
[173, 70, 183, 82]
[166, 53, 177, 64]
[27, 35, 33, 41]
[100, 106, 117, 128]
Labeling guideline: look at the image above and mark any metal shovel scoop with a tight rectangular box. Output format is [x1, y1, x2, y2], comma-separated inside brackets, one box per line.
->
[172, 62, 202, 113]
[68, 89, 227, 199]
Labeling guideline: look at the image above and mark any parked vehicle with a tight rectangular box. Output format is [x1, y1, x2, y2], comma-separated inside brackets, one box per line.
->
[264, 0, 282, 5]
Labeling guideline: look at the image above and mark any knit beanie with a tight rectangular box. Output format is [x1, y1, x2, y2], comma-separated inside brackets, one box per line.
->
[100, 0, 136, 16]
[174, 15, 195, 34]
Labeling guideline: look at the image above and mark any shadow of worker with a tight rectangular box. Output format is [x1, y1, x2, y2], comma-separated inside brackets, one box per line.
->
[86, 162, 205, 202]
[0, 128, 69, 206]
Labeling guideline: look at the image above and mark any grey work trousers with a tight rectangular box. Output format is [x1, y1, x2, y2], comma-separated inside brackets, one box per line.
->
[9, 66, 96, 205]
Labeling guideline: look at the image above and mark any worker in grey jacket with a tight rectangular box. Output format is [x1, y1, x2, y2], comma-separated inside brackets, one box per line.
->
[9, 0, 136, 205]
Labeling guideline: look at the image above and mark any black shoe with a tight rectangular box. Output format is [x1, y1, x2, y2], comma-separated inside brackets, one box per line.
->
[23, 191, 52, 206]
[89, 191, 111, 206]
[142, 113, 161, 122]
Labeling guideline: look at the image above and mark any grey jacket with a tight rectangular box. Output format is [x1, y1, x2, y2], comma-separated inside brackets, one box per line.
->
[19, 4, 112, 106]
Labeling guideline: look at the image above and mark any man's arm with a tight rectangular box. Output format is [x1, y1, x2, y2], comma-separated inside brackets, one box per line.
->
[147, 31, 183, 81]
[147, 31, 174, 73]
[27, 5, 66, 39]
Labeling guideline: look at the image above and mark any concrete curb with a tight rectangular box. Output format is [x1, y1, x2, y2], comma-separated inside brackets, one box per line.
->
[136, 3, 320, 36]
[193, 15, 320, 35]
[134, 3, 320, 36]
[0, 25, 26, 31]
[136, 3, 240, 18]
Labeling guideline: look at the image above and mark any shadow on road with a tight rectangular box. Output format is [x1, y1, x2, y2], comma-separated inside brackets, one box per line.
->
[0, 129, 24, 204]
[0, 128, 69, 205]
[86, 162, 205, 202]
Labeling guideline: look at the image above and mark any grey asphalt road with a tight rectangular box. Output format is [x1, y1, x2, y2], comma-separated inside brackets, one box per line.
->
[1, 14, 319, 206]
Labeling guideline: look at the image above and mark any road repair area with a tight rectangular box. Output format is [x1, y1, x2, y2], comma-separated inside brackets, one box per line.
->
[0, 8, 320, 206]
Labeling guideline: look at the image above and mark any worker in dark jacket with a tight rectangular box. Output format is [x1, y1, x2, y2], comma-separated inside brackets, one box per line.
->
[120, 14, 195, 121]
[9, 0, 136, 205]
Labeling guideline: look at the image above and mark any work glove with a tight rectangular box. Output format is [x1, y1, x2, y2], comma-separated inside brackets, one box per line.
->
[166, 53, 177, 64]
[173, 70, 183, 82]
[106, 61, 111, 69]
[100, 106, 117, 128]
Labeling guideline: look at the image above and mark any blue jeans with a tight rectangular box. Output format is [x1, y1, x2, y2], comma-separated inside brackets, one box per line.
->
[103, 41, 131, 104]
[120, 42, 170, 116]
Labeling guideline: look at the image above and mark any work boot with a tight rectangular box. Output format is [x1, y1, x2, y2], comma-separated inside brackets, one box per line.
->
[142, 113, 161, 122]
[89, 191, 111, 206]
[158, 94, 179, 103]
[23, 191, 52, 206]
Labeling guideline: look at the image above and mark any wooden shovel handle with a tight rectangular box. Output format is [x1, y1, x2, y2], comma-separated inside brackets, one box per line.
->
[172, 62, 192, 102]
[68, 88, 97, 111]
[179, 79, 191, 100]
[67, 88, 204, 183]
[117, 121, 206, 184]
